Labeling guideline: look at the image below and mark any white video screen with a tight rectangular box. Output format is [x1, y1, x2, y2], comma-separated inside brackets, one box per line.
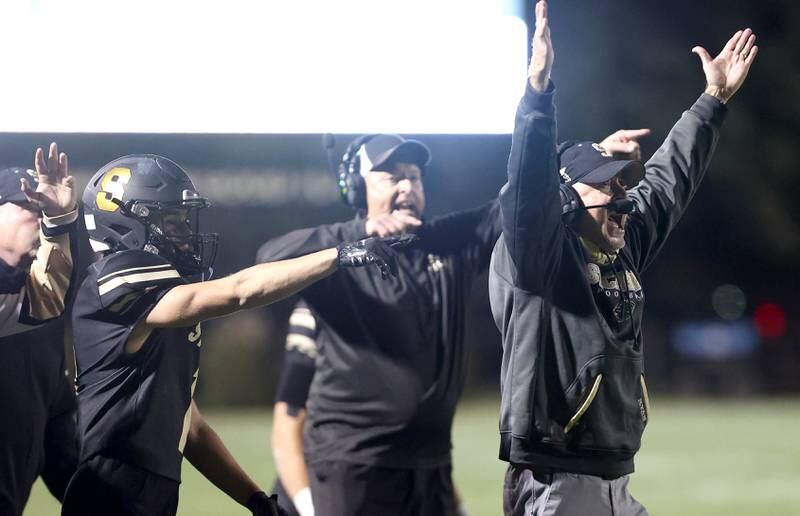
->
[1, 0, 527, 134]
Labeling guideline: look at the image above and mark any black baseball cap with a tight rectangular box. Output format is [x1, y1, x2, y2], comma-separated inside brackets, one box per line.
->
[360, 134, 431, 172]
[558, 141, 645, 188]
[0, 167, 38, 204]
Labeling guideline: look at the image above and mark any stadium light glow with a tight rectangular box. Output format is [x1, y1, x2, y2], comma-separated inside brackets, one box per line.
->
[0, 0, 528, 134]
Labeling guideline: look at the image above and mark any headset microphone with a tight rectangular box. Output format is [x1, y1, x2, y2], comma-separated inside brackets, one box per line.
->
[561, 184, 636, 223]
[583, 199, 635, 214]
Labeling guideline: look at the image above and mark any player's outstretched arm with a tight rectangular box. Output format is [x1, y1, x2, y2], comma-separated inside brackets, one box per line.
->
[146, 248, 339, 329]
[184, 402, 286, 515]
[144, 236, 404, 331]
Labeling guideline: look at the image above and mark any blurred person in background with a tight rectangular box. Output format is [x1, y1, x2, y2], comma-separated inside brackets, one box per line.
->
[63, 153, 400, 516]
[0, 143, 80, 515]
[269, 300, 317, 516]
[269, 300, 472, 516]
[490, 2, 758, 515]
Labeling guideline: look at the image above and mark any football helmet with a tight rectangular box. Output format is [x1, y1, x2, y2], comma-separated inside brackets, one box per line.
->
[83, 154, 218, 277]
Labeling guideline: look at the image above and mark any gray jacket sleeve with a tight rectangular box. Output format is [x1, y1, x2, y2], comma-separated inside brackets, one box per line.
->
[626, 93, 728, 272]
[498, 82, 562, 292]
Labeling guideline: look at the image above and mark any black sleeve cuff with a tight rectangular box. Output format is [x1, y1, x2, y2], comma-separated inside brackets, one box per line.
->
[690, 93, 728, 127]
[0, 260, 26, 294]
[41, 218, 77, 238]
[342, 218, 368, 241]
[520, 80, 556, 116]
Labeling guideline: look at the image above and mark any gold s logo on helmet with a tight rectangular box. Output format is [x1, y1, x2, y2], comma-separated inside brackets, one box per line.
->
[96, 167, 132, 212]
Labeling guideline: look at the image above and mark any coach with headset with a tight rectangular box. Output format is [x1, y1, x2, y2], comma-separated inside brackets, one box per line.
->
[257, 134, 502, 516]
[490, 2, 758, 514]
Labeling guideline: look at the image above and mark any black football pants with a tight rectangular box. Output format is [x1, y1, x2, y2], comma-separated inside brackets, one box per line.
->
[309, 461, 457, 516]
[61, 455, 179, 516]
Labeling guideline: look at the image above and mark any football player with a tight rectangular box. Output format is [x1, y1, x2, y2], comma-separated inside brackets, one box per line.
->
[62, 154, 401, 516]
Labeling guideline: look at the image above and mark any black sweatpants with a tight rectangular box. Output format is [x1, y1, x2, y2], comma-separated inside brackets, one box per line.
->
[61, 455, 179, 516]
[309, 461, 457, 516]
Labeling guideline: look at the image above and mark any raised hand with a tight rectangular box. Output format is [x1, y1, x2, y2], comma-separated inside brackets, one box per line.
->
[528, 0, 553, 93]
[599, 129, 652, 161]
[21, 142, 76, 217]
[692, 28, 758, 103]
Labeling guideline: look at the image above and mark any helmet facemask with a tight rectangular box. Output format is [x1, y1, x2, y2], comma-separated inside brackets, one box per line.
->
[127, 196, 218, 279]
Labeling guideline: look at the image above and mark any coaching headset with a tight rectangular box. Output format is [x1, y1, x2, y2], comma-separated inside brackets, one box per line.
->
[324, 133, 431, 211]
[336, 134, 378, 210]
[557, 140, 639, 224]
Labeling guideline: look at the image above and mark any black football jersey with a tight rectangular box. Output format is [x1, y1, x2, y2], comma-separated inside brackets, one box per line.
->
[71, 249, 200, 481]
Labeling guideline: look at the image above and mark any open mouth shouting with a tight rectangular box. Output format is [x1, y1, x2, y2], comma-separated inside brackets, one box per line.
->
[607, 212, 627, 237]
[393, 199, 419, 218]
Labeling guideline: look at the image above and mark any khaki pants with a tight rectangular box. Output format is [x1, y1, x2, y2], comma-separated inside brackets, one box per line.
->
[503, 464, 649, 516]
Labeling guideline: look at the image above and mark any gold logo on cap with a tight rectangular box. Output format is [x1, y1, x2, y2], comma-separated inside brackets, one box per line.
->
[592, 143, 612, 158]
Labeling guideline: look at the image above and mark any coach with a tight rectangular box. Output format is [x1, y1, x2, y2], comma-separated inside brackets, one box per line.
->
[490, 2, 758, 514]
[257, 134, 502, 516]
[0, 143, 79, 515]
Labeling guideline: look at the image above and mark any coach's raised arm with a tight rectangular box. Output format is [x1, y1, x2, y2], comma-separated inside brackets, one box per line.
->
[0, 143, 78, 338]
[625, 27, 758, 272]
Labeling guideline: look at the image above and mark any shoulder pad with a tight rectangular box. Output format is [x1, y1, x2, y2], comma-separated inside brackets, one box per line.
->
[95, 250, 184, 310]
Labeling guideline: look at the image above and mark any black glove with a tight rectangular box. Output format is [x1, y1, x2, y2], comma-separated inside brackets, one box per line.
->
[336, 234, 417, 279]
[246, 491, 287, 516]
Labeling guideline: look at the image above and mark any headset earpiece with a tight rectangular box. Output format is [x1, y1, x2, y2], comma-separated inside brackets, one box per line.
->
[338, 134, 376, 210]
[556, 140, 584, 223]
[560, 183, 585, 224]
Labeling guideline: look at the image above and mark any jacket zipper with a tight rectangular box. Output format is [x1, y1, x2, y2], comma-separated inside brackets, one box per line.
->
[564, 373, 604, 434]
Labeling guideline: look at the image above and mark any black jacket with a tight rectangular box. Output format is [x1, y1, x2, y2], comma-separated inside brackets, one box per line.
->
[258, 203, 501, 468]
[489, 83, 727, 477]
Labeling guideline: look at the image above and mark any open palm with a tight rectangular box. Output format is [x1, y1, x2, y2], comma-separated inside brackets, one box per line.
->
[692, 28, 758, 103]
[21, 142, 76, 217]
[528, 0, 553, 93]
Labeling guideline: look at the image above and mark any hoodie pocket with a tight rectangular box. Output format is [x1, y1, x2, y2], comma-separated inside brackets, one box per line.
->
[564, 374, 603, 434]
[559, 355, 646, 453]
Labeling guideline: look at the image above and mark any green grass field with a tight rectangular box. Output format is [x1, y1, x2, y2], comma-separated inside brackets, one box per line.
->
[25, 397, 800, 515]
